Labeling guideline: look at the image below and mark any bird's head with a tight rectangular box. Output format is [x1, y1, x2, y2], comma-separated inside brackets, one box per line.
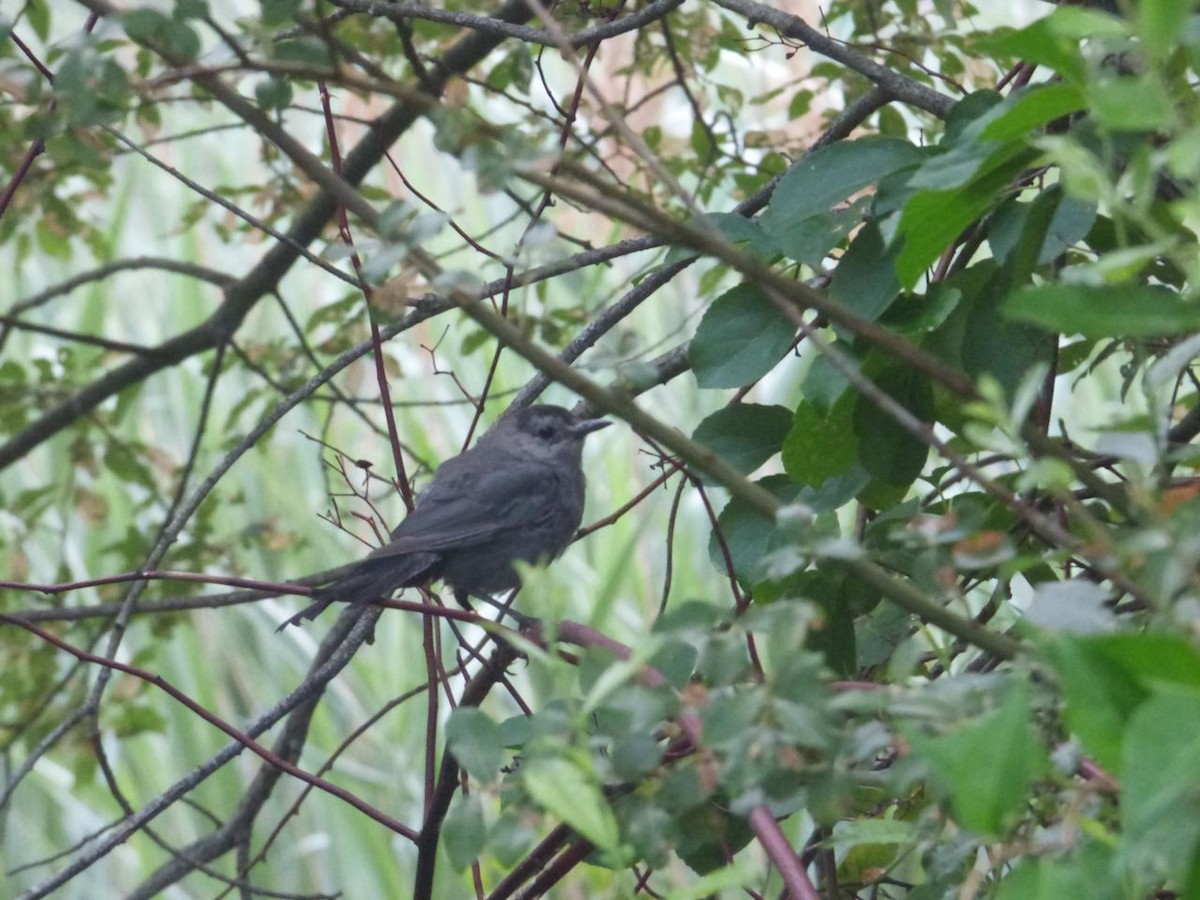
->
[498, 404, 610, 462]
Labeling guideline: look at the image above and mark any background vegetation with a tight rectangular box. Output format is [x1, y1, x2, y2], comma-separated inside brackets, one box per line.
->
[3, 0, 1200, 897]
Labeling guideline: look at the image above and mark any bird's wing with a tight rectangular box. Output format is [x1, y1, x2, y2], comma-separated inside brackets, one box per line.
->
[363, 461, 559, 562]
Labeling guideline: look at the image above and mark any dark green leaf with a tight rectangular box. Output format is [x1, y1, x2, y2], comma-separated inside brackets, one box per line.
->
[981, 7, 1128, 82]
[701, 691, 762, 744]
[26, 1, 51, 41]
[273, 37, 333, 66]
[880, 285, 963, 335]
[692, 403, 793, 482]
[761, 137, 925, 232]
[255, 77, 293, 111]
[988, 190, 1097, 268]
[829, 221, 901, 322]
[689, 283, 796, 389]
[770, 203, 865, 268]
[709, 475, 803, 581]
[673, 799, 755, 874]
[851, 364, 932, 489]
[782, 395, 858, 487]
[928, 262, 1054, 397]
[260, 0, 303, 27]
[175, 0, 210, 18]
[667, 213, 772, 265]
[122, 8, 171, 42]
[609, 734, 663, 781]
[997, 842, 1120, 900]
[486, 45, 533, 93]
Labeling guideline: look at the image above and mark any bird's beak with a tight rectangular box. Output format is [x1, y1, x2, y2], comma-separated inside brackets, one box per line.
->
[572, 418, 611, 436]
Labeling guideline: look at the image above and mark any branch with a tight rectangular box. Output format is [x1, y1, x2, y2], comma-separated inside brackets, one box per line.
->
[328, 0, 685, 48]
[13, 612, 378, 900]
[712, 0, 956, 118]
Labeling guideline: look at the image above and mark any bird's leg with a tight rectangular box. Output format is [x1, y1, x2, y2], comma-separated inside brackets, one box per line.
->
[460, 590, 535, 629]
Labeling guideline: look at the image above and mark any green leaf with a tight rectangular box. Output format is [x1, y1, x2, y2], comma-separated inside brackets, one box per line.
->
[997, 842, 1120, 900]
[761, 137, 925, 232]
[769, 202, 865, 268]
[260, 0, 304, 26]
[928, 261, 1054, 398]
[1138, 0, 1191, 62]
[122, 8, 171, 42]
[486, 44, 534, 93]
[829, 221, 901, 322]
[894, 149, 1036, 288]
[667, 213, 772, 265]
[104, 445, 157, 492]
[255, 77, 293, 111]
[757, 571, 864, 675]
[851, 363, 932, 489]
[977, 83, 1086, 143]
[443, 795, 487, 871]
[825, 817, 918, 854]
[692, 403, 793, 482]
[1041, 632, 1200, 769]
[445, 708, 503, 781]
[522, 756, 620, 851]
[988, 190, 1097, 268]
[26, 0, 51, 41]
[782, 394, 858, 487]
[801, 350, 851, 412]
[981, 7, 1128, 82]
[122, 7, 200, 59]
[489, 809, 537, 866]
[1005, 283, 1200, 338]
[709, 475, 804, 581]
[175, 0, 210, 18]
[1089, 74, 1178, 133]
[1121, 686, 1200, 888]
[273, 37, 333, 66]
[672, 799, 755, 874]
[908, 681, 1047, 835]
[880, 285, 963, 335]
[689, 283, 796, 389]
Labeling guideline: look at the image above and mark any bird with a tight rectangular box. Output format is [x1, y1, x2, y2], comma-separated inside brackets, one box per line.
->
[282, 404, 610, 629]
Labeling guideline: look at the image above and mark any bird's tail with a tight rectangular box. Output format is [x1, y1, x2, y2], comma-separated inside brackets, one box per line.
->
[277, 566, 403, 632]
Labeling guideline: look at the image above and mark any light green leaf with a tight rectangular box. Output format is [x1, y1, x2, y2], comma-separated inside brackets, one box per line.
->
[1121, 686, 1200, 887]
[443, 795, 487, 871]
[908, 682, 1047, 835]
[523, 756, 620, 850]
[445, 708, 503, 781]
[1005, 284, 1200, 338]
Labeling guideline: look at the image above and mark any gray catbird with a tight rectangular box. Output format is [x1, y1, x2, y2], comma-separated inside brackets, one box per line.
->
[283, 404, 610, 628]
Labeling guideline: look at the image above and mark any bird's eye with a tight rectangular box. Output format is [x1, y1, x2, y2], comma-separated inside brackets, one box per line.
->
[537, 424, 556, 440]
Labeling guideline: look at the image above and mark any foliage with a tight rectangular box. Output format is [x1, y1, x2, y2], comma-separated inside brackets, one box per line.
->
[2, 0, 1200, 898]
